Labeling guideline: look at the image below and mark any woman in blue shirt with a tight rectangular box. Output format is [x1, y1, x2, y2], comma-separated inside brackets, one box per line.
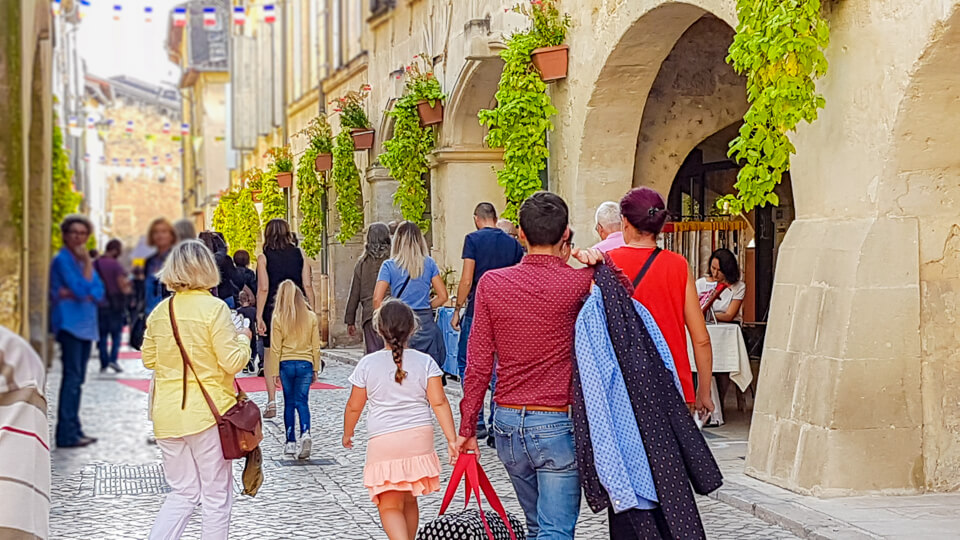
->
[373, 221, 449, 371]
[49, 215, 104, 448]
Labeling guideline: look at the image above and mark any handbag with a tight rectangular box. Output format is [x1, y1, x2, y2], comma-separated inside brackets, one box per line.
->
[168, 297, 263, 460]
[129, 311, 146, 351]
[417, 454, 524, 540]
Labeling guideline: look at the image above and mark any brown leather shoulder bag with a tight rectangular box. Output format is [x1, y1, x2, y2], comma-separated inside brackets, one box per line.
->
[169, 296, 263, 460]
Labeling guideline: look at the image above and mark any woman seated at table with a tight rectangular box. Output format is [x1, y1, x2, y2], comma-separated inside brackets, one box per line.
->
[696, 248, 746, 323]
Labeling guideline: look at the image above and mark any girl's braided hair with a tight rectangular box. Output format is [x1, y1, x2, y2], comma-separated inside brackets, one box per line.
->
[373, 299, 418, 383]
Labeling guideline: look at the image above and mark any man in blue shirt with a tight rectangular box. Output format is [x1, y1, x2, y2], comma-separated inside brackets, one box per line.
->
[50, 215, 105, 448]
[451, 203, 524, 442]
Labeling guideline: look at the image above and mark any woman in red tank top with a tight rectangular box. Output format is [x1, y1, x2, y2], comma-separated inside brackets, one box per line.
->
[606, 187, 715, 417]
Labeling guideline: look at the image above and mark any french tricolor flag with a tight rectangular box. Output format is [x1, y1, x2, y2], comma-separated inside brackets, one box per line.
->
[173, 7, 187, 27]
[162, 122, 171, 135]
[233, 6, 246, 25]
[125, 120, 134, 133]
[112, 5, 122, 21]
[83, 153, 90, 163]
[139, 158, 147, 167]
[180, 123, 190, 136]
[144, 7, 153, 23]
[166, 153, 173, 162]
[203, 7, 217, 27]
[86, 117, 95, 129]
[263, 4, 276, 23]
[152, 156, 160, 166]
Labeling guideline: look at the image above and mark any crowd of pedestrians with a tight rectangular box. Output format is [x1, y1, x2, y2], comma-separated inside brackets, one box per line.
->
[43, 182, 734, 539]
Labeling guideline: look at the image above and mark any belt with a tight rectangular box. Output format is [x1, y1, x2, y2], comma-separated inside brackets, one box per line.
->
[497, 404, 569, 413]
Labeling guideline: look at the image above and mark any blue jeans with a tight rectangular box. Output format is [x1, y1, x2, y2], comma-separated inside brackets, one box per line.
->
[457, 314, 496, 431]
[97, 309, 123, 369]
[56, 330, 92, 446]
[279, 360, 313, 443]
[492, 407, 581, 539]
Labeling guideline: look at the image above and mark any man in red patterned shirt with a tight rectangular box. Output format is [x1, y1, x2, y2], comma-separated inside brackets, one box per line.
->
[457, 192, 602, 539]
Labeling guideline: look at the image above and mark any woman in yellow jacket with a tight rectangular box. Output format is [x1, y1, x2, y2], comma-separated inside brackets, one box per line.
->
[142, 240, 252, 540]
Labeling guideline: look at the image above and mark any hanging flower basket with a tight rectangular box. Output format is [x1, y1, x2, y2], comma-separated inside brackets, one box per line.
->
[314, 153, 333, 171]
[351, 129, 376, 151]
[276, 172, 293, 188]
[416, 100, 444, 127]
[250, 189, 263, 203]
[531, 45, 569, 82]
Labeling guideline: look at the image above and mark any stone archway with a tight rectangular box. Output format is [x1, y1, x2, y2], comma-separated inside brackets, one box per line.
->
[559, 1, 738, 236]
[429, 57, 506, 271]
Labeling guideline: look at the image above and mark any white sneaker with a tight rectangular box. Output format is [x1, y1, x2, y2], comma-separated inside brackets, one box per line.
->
[284, 441, 297, 455]
[298, 432, 312, 460]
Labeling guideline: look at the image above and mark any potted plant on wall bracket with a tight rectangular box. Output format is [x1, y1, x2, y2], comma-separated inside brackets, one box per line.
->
[379, 55, 444, 230]
[242, 167, 264, 202]
[265, 146, 294, 188]
[405, 54, 446, 126]
[296, 115, 335, 171]
[515, 0, 572, 82]
[332, 85, 375, 150]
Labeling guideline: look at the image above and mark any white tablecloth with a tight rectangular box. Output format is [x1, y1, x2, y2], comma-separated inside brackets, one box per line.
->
[686, 323, 753, 392]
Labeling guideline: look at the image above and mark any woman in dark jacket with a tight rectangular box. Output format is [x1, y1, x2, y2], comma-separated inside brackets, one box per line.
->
[345, 223, 391, 354]
[199, 231, 241, 308]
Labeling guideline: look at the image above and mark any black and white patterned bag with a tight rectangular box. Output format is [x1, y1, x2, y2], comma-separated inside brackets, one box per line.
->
[417, 454, 525, 540]
[417, 508, 525, 540]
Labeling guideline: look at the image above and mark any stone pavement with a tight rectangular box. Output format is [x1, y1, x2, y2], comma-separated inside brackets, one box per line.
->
[47, 348, 802, 539]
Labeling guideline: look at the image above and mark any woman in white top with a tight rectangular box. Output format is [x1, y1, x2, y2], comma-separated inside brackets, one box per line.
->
[343, 299, 458, 540]
[696, 248, 747, 323]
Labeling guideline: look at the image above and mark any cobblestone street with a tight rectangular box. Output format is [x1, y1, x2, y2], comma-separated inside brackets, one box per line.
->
[48, 351, 800, 539]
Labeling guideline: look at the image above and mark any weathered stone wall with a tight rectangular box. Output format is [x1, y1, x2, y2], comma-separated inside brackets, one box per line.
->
[0, 1, 51, 352]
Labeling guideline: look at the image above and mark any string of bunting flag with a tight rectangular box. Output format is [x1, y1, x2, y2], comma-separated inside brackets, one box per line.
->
[58, 2, 277, 26]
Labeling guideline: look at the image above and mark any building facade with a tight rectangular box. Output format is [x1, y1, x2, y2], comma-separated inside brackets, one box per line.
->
[171, 0, 960, 496]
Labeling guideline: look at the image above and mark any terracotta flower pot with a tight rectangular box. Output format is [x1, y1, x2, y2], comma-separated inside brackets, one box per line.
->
[531, 44, 569, 83]
[250, 190, 262, 203]
[416, 100, 444, 127]
[351, 129, 376, 151]
[276, 172, 293, 188]
[314, 153, 333, 171]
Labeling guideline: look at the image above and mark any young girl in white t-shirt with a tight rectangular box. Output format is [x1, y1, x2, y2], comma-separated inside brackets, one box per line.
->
[343, 299, 458, 540]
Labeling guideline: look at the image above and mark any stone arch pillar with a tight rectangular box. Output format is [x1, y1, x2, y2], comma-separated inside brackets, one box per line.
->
[429, 57, 505, 272]
[746, 1, 960, 495]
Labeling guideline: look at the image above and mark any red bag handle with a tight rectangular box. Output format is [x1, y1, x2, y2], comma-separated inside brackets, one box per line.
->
[437, 453, 518, 540]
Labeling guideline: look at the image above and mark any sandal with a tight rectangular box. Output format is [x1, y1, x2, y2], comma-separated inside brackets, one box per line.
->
[263, 401, 277, 419]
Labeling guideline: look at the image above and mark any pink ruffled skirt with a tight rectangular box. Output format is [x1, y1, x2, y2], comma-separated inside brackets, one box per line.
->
[364, 425, 441, 504]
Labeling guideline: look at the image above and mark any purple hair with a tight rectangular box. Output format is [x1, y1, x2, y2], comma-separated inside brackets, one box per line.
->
[620, 187, 669, 235]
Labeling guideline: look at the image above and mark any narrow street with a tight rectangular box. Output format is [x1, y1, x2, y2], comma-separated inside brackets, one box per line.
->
[48, 349, 800, 539]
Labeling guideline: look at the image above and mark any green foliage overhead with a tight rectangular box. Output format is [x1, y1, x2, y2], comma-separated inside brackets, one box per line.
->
[297, 145, 325, 258]
[477, 0, 570, 222]
[405, 54, 445, 106]
[721, 0, 830, 213]
[52, 113, 82, 252]
[260, 176, 286, 222]
[332, 130, 364, 244]
[213, 189, 262, 255]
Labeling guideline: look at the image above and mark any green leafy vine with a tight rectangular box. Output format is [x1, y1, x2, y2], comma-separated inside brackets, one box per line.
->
[212, 189, 261, 255]
[52, 112, 82, 252]
[331, 130, 364, 243]
[380, 55, 443, 231]
[295, 115, 334, 257]
[721, 0, 830, 213]
[478, 0, 570, 222]
[260, 177, 286, 222]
